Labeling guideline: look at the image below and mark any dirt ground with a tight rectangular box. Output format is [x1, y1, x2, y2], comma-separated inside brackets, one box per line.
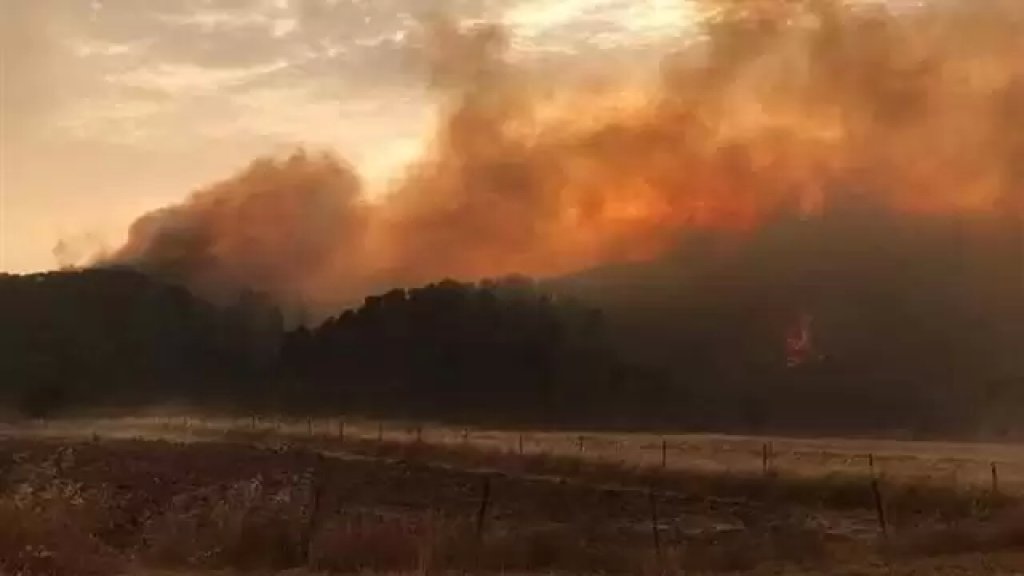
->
[2, 418, 1024, 574]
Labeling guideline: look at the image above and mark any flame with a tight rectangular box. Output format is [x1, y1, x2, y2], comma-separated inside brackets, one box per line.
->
[786, 313, 815, 368]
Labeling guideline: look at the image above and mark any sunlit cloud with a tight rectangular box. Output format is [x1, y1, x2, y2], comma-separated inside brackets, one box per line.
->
[108, 61, 291, 95]
[505, 0, 699, 51]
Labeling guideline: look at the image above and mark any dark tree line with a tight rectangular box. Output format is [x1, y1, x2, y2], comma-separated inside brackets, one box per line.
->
[0, 271, 664, 425]
[280, 277, 667, 424]
[0, 269, 283, 416]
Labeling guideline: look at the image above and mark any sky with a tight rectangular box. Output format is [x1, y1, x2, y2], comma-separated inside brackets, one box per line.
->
[0, 0, 698, 273]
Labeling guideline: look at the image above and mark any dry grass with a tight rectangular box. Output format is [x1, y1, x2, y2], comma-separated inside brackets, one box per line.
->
[0, 451, 123, 575]
[140, 477, 309, 569]
[891, 508, 1024, 558]
[1, 428, 1023, 575]
[273, 430, 1008, 524]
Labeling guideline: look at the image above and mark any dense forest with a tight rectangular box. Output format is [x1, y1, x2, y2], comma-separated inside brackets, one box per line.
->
[0, 269, 283, 415]
[280, 278, 666, 424]
[2, 205, 1023, 439]
[0, 270, 663, 426]
[552, 207, 1024, 437]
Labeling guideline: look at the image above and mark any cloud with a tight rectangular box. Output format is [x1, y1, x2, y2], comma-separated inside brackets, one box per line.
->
[504, 0, 699, 53]
[4, 0, 680, 151]
[109, 61, 291, 95]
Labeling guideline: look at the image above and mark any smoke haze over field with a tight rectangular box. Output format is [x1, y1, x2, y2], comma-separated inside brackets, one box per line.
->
[104, 0, 1024, 313]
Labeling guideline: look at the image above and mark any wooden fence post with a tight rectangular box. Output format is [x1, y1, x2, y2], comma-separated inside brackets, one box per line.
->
[476, 476, 491, 539]
[649, 488, 662, 568]
[474, 475, 492, 570]
[991, 462, 1000, 497]
[416, 426, 423, 445]
[762, 443, 769, 476]
[661, 439, 668, 469]
[871, 477, 888, 540]
[299, 453, 327, 564]
[868, 453, 876, 478]
[578, 435, 585, 454]
[518, 433, 524, 456]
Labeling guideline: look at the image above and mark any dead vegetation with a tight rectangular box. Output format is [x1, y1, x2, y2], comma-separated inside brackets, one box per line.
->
[1, 430, 1023, 575]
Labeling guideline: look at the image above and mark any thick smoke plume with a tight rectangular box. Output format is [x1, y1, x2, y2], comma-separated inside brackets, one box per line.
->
[106, 0, 1024, 313]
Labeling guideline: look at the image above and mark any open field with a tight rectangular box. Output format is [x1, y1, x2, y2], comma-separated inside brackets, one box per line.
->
[3, 417, 1024, 574]
[20, 415, 1024, 492]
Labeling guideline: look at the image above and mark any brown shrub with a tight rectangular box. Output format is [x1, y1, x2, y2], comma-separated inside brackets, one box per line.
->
[309, 513, 424, 572]
[140, 476, 307, 570]
[892, 507, 1024, 558]
[0, 474, 123, 576]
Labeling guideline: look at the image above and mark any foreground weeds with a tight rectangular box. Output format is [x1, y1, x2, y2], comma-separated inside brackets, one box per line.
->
[281, 430, 1009, 523]
[0, 449, 123, 575]
[0, 435, 1022, 575]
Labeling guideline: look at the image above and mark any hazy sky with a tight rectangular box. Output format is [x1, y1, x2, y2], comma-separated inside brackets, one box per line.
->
[0, 0, 696, 273]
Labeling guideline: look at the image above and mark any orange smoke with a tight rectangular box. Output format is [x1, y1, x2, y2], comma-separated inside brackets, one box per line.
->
[106, 0, 1024, 312]
[111, 153, 369, 306]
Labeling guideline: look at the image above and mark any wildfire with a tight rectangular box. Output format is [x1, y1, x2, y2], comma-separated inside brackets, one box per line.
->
[786, 313, 815, 368]
[104, 1, 1024, 312]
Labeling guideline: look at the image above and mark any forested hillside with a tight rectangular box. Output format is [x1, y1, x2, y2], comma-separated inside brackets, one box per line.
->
[2, 224, 1023, 438]
[280, 277, 666, 423]
[552, 209, 1024, 437]
[0, 269, 282, 415]
[0, 271, 661, 425]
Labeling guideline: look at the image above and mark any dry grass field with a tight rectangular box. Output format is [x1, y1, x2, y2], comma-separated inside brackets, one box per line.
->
[3, 416, 1024, 575]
